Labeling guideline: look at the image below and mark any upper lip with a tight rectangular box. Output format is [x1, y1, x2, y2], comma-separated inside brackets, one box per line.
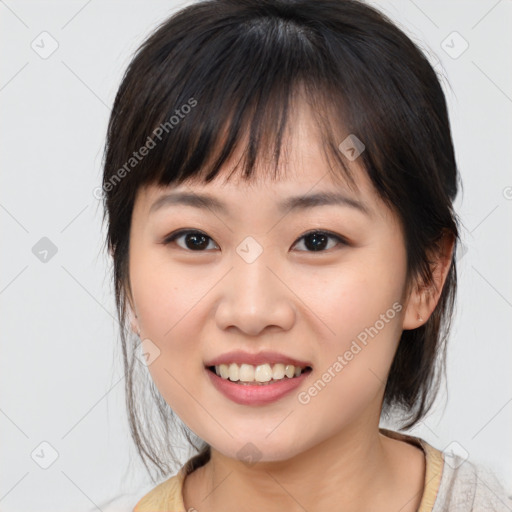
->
[204, 350, 312, 368]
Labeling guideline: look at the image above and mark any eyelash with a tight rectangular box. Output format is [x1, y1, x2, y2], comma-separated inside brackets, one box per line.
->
[162, 229, 349, 253]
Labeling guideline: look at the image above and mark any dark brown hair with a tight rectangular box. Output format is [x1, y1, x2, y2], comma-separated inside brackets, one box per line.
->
[101, 0, 460, 481]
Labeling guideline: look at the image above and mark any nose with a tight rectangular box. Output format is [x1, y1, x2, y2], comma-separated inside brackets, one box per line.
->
[215, 248, 296, 336]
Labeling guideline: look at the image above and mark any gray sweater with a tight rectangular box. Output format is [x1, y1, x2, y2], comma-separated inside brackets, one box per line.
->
[432, 452, 512, 511]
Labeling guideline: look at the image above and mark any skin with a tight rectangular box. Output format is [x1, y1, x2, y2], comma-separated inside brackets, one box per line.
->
[127, 102, 454, 512]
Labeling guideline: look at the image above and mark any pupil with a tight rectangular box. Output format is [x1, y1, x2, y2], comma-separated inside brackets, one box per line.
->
[306, 232, 327, 251]
[186, 232, 208, 250]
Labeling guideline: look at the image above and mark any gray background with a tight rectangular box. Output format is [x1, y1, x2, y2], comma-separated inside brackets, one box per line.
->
[1, 1, 511, 510]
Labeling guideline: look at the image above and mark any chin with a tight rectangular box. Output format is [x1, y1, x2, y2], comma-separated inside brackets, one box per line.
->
[211, 436, 305, 465]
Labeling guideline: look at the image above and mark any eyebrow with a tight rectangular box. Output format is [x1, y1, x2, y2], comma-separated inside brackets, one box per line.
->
[149, 190, 371, 216]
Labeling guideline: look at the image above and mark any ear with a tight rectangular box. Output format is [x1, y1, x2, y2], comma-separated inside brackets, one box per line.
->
[402, 231, 455, 330]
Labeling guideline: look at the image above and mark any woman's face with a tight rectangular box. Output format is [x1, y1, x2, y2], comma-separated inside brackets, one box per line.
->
[127, 107, 420, 463]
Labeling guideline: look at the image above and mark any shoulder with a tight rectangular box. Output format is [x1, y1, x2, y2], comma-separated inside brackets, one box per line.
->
[432, 452, 512, 512]
[379, 428, 512, 512]
[132, 447, 210, 511]
[133, 469, 187, 512]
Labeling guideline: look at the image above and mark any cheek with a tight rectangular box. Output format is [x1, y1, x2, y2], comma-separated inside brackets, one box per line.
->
[129, 252, 216, 422]
[130, 244, 214, 338]
[295, 248, 406, 344]
[128, 244, 231, 361]
[292, 248, 407, 411]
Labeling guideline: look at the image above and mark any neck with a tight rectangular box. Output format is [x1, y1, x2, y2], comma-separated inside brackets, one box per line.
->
[183, 421, 424, 512]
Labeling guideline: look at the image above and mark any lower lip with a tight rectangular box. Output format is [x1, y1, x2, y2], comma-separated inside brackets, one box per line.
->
[206, 367, 312, 405]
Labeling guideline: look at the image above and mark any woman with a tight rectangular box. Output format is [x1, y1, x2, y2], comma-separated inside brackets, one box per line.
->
[100, 0, 512, 510]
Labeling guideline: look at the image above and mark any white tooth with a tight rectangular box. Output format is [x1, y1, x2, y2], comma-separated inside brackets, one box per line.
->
[255, 364, 272, 382]
[239, 363, 255, 382]
[219, 364, 229, 379]
[228, 363, 240, 381]
[285, 365, 295, 378]
[272, 363, 285, 379]
[215, 362, 307, 381]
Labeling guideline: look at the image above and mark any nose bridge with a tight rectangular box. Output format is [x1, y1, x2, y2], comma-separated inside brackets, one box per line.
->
[234, 237, 275, 302]
[215, 235, 295, 335]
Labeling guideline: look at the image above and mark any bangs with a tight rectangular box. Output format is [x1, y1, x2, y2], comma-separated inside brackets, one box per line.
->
[154, 80, 359, 191]
[106, 11, 397, 198]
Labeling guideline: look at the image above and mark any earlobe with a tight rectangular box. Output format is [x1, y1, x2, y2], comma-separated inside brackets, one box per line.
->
[402, 231, 455, 330]
[402, 283, 426, 330]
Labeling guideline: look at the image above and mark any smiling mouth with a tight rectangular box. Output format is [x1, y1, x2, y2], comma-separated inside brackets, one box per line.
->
[206, 363, 313, 385]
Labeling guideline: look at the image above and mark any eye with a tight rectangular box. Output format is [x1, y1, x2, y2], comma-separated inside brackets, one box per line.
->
[162, 229, 219, 251]
[162, 228, 348, 253]
[292, 230, 348, 252]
